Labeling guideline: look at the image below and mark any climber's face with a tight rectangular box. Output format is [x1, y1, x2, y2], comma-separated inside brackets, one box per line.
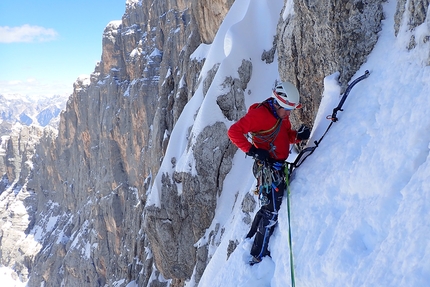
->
[275, 103, 291, 119]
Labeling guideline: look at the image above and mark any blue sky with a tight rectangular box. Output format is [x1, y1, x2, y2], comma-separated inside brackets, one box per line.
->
[0, 0, 125, 98]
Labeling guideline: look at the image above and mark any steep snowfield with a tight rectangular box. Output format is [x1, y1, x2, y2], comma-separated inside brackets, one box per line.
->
[193, 0, 430, 286]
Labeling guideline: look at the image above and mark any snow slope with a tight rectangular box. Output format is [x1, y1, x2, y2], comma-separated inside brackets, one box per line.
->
[191, 0, 430, 286]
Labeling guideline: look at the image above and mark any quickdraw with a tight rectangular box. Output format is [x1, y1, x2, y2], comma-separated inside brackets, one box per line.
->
[253, 160, 285, 206]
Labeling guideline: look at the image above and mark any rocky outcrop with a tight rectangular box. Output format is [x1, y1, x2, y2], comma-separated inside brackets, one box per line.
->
[145, 121, 236, 279]
[144, 58, 251, 284]
[0, 125, 42, 190]
[192, 0, 235, 43]
[0, 125, 43, 281]
[18, 0, 233, 286]
[278, 0, 430, 128]
[395, 0, 430, 57]
[395, 0, 430, 35]
[277, 0, 384, 127]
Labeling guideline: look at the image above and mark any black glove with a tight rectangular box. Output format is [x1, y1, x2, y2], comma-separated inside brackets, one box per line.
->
[297, 125, 310, 141]
[246, 146, 270, 161]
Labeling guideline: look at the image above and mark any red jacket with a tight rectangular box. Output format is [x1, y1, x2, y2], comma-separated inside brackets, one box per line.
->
[228, 101, 299, 161]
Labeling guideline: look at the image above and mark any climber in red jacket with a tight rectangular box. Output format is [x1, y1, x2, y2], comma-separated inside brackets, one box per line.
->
[228, 81, 310, 264]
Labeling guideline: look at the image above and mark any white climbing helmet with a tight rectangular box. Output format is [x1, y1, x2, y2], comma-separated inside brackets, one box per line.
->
[272, 81, 302, 110]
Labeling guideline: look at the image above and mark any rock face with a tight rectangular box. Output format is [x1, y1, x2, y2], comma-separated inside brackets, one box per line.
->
[0, 125, 43, 281]
[0, 125, 43, 192]
[395, 0, 430, 55]
[144, 57, 252, 284]
[18, 1, 233, 286]
[0, 0, 429, 287]
[277, 0, 384, 127]
[192, 0, 235, 43]
[395, 0, 430, 35]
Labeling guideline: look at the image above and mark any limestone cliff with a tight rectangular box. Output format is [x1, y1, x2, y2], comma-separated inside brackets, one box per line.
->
[0, 125, 43, 281]
[22, 0, 233, 286]
[277, 0, 385, 128]
[0, 0, 429, 287]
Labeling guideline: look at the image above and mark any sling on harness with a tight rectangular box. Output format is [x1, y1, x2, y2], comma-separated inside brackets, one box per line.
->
[252, 160, 284, 206]
[248, 100, 282, 157]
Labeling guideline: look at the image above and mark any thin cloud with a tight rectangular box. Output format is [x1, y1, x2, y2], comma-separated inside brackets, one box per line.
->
[0, 78, 72, 98]
[0, 24, 58, 43]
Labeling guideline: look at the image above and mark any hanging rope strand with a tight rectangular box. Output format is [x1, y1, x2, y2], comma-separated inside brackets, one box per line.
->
[285, 164, 296, 287]
[250, 118, 282, 146]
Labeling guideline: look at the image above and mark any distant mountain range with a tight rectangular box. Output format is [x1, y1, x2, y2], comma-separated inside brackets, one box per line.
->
[0, 94, 68, 134]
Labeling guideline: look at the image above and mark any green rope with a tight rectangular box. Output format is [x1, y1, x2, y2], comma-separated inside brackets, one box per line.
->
[285, 164, 296, 287]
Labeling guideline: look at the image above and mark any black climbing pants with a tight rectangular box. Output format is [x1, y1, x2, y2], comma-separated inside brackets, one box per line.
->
[247, 180, 285, 259]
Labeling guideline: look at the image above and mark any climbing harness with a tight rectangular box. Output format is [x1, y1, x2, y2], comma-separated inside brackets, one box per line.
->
[252, 160, 284, 206]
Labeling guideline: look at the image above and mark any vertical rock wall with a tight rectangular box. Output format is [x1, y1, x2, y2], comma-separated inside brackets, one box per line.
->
[22, 0, 233, 286]
[277, 0, 384, 127]
[0, 125, 43, 281]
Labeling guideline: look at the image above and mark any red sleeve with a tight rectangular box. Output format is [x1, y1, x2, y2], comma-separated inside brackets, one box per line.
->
[228, 103, 266, 153]
[227, 114, 253, 153]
